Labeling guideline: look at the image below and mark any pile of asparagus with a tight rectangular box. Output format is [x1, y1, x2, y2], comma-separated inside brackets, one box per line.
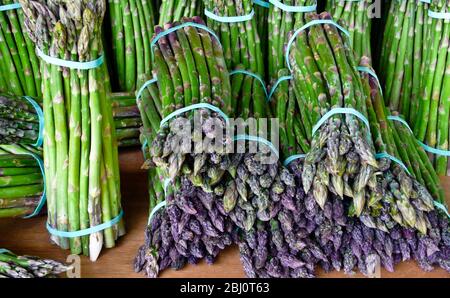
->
[380, 0, 429, 122]
[0, 249, 69, 278]
[0, 94, 41, 145]
[19, 0, 124, 261]
[0, 0, 41, 98]
[111, 92, 142, 147]
[326, 0, 373, 62]
[107, 0, 157, 93]
[0, 144, 43, 218]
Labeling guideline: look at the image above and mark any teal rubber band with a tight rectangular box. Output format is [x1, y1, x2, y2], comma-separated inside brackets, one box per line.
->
[433, 201, 450, 219]
[312, 107, 371, 137]
[22, 152, 46, 219]
[357, 66, 383, 97]
[233, 134, 280, 158]
[163, 179, 171, 195]
[420, 0, 430, 3]
[0, 249, 11, 254]
[253, 0, 270, 8]
[148, 201, 166, 225]
[160, 103, 229, 128]
[286, 19, 350, 71]
[229, 70, 269, 101]
[0, 3, 21, 11]
[23, 96, 44, 148]
[388, 116, 450, 157]
[46, 209, 124, 238]
[268, 75, 292, 101]
[428, 9, 450, 20]
[283, 154, 306, 167]
[375, 152, 411, 176]
[36, 47, 104, 70]
[136, 77, 158, 103]
[204, 8, 255, 23]
[151, 22, 221, 62]
[141, 139, 148, 160]
[269, 0, 317, 12]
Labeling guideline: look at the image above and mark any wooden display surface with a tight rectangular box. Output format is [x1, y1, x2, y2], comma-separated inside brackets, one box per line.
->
[0, 148, 449, 278]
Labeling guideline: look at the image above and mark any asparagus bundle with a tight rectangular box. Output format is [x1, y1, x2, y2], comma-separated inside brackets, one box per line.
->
[268, 0, 317, 82]
[326, 0, 373, 62]
[111, 92, 142, 147]
[0, 249, 69, 278]
[0, 0, 41, 98]
[107, 0, 157, 92]
[414, 0, 450, 175]
[158, 0, 203, 25]
[0, 94, 41, 145]
[0, 145, 44, 218]
[19, 0, 124, 261]
[379, 0, 430, 122]
[204, 0, 264, 79]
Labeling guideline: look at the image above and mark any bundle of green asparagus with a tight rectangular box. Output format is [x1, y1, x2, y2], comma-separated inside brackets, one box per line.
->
[111, 92, 142, 147]
[0, 144, 44, 219]
[280, 12, 442, 230]
[158, 0, 203, 25]
[107, 0, 157, 92]
[413, 0, 450, 176]
[19, 0, 124, 261]
[379, 0, 429, 122]
[0, 94, 41, 145]
[268, 0, 317, 82]
[0, 249, 69, 278]
[0, 0, 41, 98]
[326, 0, 373, 62]
[204, 0, 264, 78]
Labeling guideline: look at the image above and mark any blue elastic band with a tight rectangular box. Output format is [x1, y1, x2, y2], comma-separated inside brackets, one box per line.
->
[269, 0, 317, 12]
[151, 22, 221, 61]
[388, 116, 450, 157]
[0, 249, 11, 254]
[163, 179, 171, 195]
[233, 134, 280, 158]
[141, 139, 148, 160]
[268, 75, 293, 101]
[434, 201, 450, 219]
[283, 154, 306, 167]
[0, 3, 21, 11]
[420, 0, 431, 3]
[428, 9, 450, 20]
[23, 96, 44, 148]
[357, 66, 383, 97]
[36, 47, 104, 70]
[229, 70, 269, 101]
[46, 209, 123, 238]
[204, 8, 255, 23]
[253, 0, 270, 8]
[136, 78, 158, 103]
[312, 107, 371, 137]
[286, 19, 350, 71]
[22, 152, 46, 219]
[375, 152, 411, 176]
[160, 103, 229, 128]
[148, 200, 166, 225]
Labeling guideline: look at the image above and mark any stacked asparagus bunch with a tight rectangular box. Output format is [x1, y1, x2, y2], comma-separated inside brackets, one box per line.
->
[158, 0, 203, 25]
[107, 0, 157, 93]
[0, 94, 41, 145]
[19, 0, 124, 261]
[0, 249, 69, 278]
[379, 0, 429, 122]
[268, 0, 317, 82]
[326, 0, 373, 62]
[111, 92, 142, 147]
[414, 0, 450, 175]
[0, 145, 43, 218]
[0, 0, 41, 98]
